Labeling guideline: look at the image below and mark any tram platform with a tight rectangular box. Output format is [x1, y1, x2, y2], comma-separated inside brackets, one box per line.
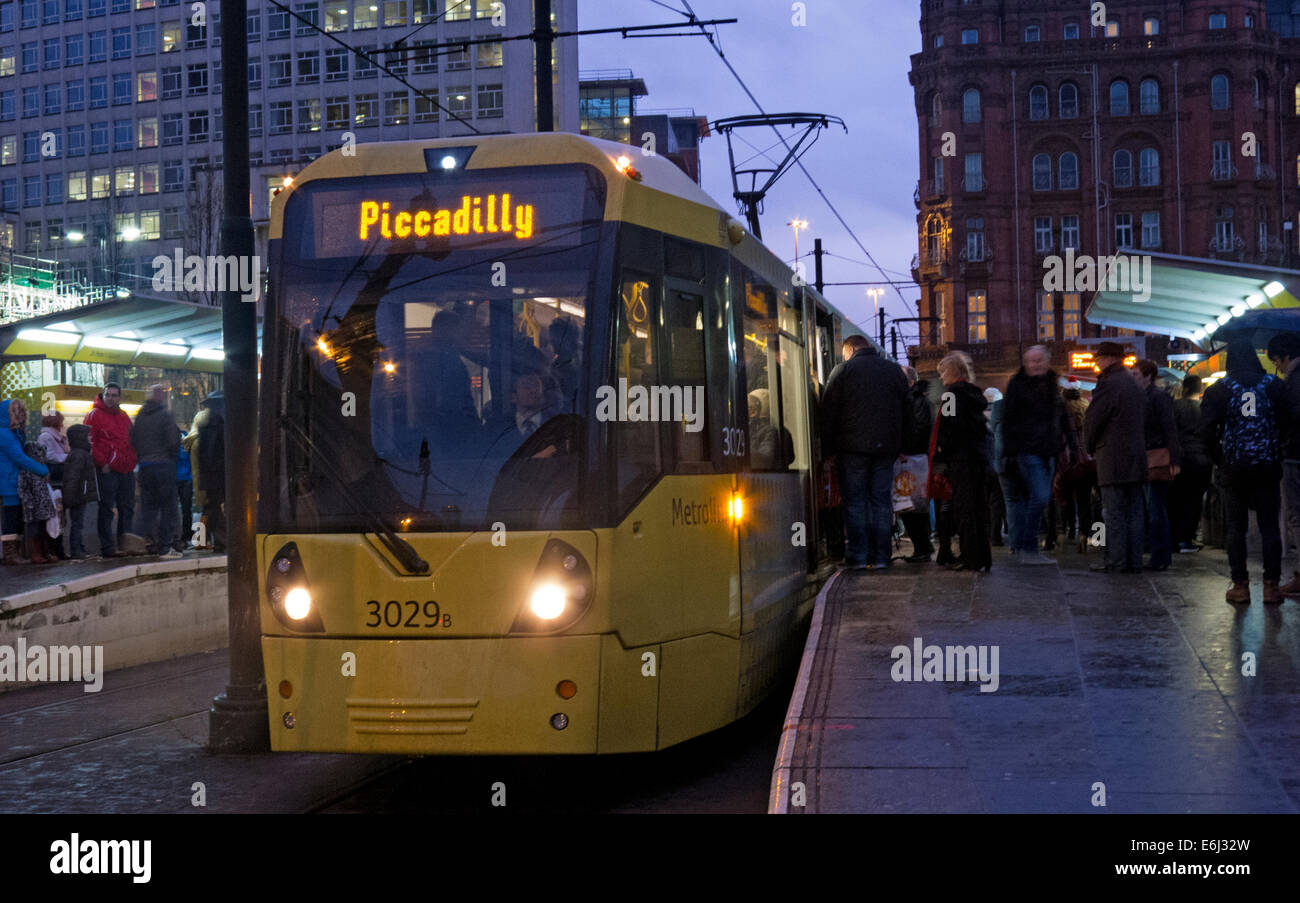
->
[771, 542, 1300, 814]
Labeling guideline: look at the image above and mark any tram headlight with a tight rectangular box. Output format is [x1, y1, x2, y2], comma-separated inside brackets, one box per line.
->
[284, 587, 313, 621]
[529, 584, 567, 620]
[513, 539, 594, 633]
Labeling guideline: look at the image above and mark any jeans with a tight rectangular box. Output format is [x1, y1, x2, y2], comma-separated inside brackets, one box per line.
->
[1101, 483, 1146, 570]
[1145, 479, 1173, 568]
[1223, 476, 1282, 583]
[1170, 462, 1211, 546]
[95, 469, 134, 555]
[139, 463, 178, 553]
[68, 504, 86, 556]
[1004, 454, 1055, 552]
[177, 479, 194, 549]
[203, 499, 226, 552]
[838, 452, 895, 566]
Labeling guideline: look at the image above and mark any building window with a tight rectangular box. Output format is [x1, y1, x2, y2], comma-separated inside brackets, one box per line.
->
[1115, 213, 1134, 249]
[187, 62, 206, 95]
[1110, 80, 1129, 116]
[1215, 216, 1235, 250]
[932, 157, 944, 192]
[1144, 18, 1159, 36]
[112, 70, 129, 104]
[68, 170, 86, 200]
[269, 53, 290, 87]
[114, 164, 133, 195]
[1059, 152, 1079, 190]
[1029, 84, 1048, 120]
[113, 117, 130, 150]
[1141, 211, 1161, 248]
[1212, 140, 1232, 180]
[383, 0, 406, 26]
[1140, 79, 1160, 114]
[43, 82, 59, 114]
[163, 160, 182, 191]
[297, 97, 321, 132]
[269, 100, 291, 134]
[90, 121, 107, 153]
[325, 96, 349, 129]
[1105, 20, 1119, 37]
[932, 34, 943, 48]
[382, 90, 407, 125]
[137, 116, 156, 148]
[246, 13, 260, 42]
[967, 291, 987, 343]
[925, 216, 944, 261]
[447, 86, 471, 116]
[1025, 25, 1040, 42]
[1113, 150, 1133, 187]
[961, 28, 978, 44]
[187, 108, 207, 141]
[1139, 148, 1160, 185]
[1063, 293, 1082, 339]
[414, 94, 438, 123]
[1209, 13, 1226, 30]
[136, 22, 155, 54]
[111, 25, 129, 59]
[298, 49, 319, 83]
[351, 0, 376, 29]
[267, 9, 289, 38]
[43, 36, 58, 69]
[161, 66, 180, 98]
[1061, 215, 1080, 250]
[1064, 22, 1079, 40]
[964, 153, 983, 191]
[962, 87, 980, 123]
[161, 21, 180, 52]
[1034, 216, 1053, 253]
[1211, 73, 1230, 110]
[1037, 292, 1055, 340]
[1059, 83, 1079, 119]
[355, 47, 376, 78]
[161, 111, 181, 144]
[1032, 153, 1052, 191]
[295, 2, 319, 35]
[354, 93, 377, 127]
[90, 169, 109, 199]
[477, 82, 503, 118]
[325, 46, 347, 80]
[965, 216, 985, 262]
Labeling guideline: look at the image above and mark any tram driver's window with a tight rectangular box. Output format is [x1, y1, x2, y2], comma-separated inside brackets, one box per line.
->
[614, 272, 660, 510]
[665, 288, 708, 465]
[742, 274, 782, 471]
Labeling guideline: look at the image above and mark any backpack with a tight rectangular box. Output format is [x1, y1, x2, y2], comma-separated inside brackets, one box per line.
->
[1221, 374, 1280, 469]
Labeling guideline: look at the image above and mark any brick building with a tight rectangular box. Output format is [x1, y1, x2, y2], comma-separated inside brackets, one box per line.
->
[908, 0, 1300, 387]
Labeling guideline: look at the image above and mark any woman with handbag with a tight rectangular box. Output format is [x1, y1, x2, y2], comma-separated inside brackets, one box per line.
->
[932, 351, 993, 572]
[1135, 360, 1181, 571]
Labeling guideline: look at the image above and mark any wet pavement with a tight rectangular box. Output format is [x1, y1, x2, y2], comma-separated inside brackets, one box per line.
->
[778, 542, 1300, 814]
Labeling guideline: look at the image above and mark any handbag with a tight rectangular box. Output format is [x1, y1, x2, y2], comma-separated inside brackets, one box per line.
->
[926, 411, 953, 502]
[1147, 447, 1174, 482]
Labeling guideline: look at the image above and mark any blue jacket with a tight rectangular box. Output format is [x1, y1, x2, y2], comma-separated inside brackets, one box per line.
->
[0, 399, 49, 506]
[176, 427, 192, 481]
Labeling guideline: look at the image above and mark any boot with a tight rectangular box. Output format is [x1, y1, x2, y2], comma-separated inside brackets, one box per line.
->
[1225, 581, 1251, 604]
[1263, 580, 1283, 605]
[28, 533, 54, 564]
[1, 538, 21, 565]
[1077, 535, 1087, 554]
[1280, 571, 1300, 597]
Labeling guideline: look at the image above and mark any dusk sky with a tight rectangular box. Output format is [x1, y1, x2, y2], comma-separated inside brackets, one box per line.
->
[579, 1, 923, 342]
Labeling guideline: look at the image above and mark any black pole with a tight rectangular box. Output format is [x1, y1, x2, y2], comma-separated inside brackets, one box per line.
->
[209, 0, 269, 753]
[890, 326, 899, 361]
[535, 0, 554, 132]
[878, 308, 886, 349]
[813, 238, 824, 294]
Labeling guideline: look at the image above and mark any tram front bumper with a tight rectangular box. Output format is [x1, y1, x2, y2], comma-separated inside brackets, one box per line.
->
[264, 635, 600, 755]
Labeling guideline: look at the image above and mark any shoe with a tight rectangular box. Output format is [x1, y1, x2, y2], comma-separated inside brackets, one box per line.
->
[1280, 572, 1300, 597]
[1263, 580, 1283, 604]
[1089, 563, 1117, 573]
[904, 552, 931, 563]
[159, 548, 183, 560]
[1020, 552, 1056, 566]
[1225, 581, 1251, 604]
[1077, 536, 1087, 554]
[1179, 542, 1203, 554]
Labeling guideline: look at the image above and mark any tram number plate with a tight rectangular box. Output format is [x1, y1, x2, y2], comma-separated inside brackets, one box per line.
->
[364, 600, 453, 629]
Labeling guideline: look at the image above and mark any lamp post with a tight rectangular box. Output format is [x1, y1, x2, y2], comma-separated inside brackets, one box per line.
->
[787, 218, 808, 281]
[866, 287, 884, 320]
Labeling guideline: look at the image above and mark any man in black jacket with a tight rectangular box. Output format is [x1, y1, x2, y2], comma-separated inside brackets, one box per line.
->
[1083, 343, 1148, 574]
[1267, 333, 1300, 595]
[900, 366, 934, 562]
[130, 384, 182, 558]
[823, 335, 910, 569]
[1002, 345, 1073, 564]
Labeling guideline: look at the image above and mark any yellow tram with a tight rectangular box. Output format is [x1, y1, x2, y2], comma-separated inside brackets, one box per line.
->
[259, 132, 879, 754]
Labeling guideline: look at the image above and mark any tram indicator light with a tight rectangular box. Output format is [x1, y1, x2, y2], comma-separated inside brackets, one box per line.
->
[728, 494, 744, 523]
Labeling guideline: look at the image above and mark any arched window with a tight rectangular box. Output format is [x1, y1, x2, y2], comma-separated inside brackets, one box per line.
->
[1110, 80, 1130, 115]
[1060, 83, 1079, 118]
[926, 216, 945, 260]
[1255, 75, 1267, 109]
[1059, 152, 1079, 190]
[1113, 149, 1133, 187]
[1025, 25, 1040, 42]
[1140, 148, 1160, 186]
[1211, 74, 1231, 110]
[1140, 78, 1160, 114]
[1029, 84, 1049, 120]
[931, 91, 942, 120]
[1032, 153, 1052, 191]
[1144, 17, 1160, 36]
[963, 87, 981, 123]
[1209, 12, 1227, 29]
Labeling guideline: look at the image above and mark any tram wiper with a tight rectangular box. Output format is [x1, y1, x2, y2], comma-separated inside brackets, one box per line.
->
[278, 415, 431, 576]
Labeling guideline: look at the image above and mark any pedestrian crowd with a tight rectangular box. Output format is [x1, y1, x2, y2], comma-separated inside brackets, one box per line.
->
[1, 382, 225, 567]
[821, 333, 1300, 604]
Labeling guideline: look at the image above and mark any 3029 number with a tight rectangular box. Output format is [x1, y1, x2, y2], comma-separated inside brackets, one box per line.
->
[364, 600, 452, 629]
[722, 427, 746, 457]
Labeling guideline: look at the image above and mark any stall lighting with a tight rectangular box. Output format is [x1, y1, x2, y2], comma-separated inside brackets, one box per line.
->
[1246, 293, 1266, 308]
[1263, 281, 1286, 298]
[1231, 304, 1247, 318]
[1191, 329, 1206, 341]
[84, 336, 140, 352]
[1216, 312, 1232, 326]
[191, 349, 225, 360]
[139, 342, 188, 356]
[17, 328, 80, 345]
[1203, 321, 1219, 336]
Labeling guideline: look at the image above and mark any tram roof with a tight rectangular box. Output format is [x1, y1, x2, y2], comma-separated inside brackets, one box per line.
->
[0, 296, 247, 373]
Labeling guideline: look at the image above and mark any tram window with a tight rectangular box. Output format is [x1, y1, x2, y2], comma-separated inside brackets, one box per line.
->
[741, 271, 794, 471]
[665, 288, 708, 464]
[664, 236, 706, 282]
[614, 271, 662, 511]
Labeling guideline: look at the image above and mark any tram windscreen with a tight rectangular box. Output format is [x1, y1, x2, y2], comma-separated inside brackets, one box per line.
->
[267, 164, 606, 533]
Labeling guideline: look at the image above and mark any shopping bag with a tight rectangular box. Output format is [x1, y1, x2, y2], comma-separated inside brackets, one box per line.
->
[893, 454, 929, 512]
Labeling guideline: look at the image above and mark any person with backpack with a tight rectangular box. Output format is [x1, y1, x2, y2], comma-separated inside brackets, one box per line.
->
[1200, 337, 1286, 604]
[1266, 332, 1300, 596]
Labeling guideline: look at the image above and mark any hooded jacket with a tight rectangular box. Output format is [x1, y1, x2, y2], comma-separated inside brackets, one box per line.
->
[0, 399, 48, 506]
[84, 393, 137, 473]
[821, 346, 911, 458]
[1084, 362, 1148, 485]
[61, 424, 99, 508]
[130, 398, 180, 465]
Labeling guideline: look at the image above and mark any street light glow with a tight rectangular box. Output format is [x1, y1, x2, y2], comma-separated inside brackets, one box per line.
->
[120, 226, 141, 241]
[66, 230, 85, 242]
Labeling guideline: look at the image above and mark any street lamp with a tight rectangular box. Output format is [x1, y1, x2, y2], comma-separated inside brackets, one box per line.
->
[787, 218, 809, 279]
[866, 287, 884, 318]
